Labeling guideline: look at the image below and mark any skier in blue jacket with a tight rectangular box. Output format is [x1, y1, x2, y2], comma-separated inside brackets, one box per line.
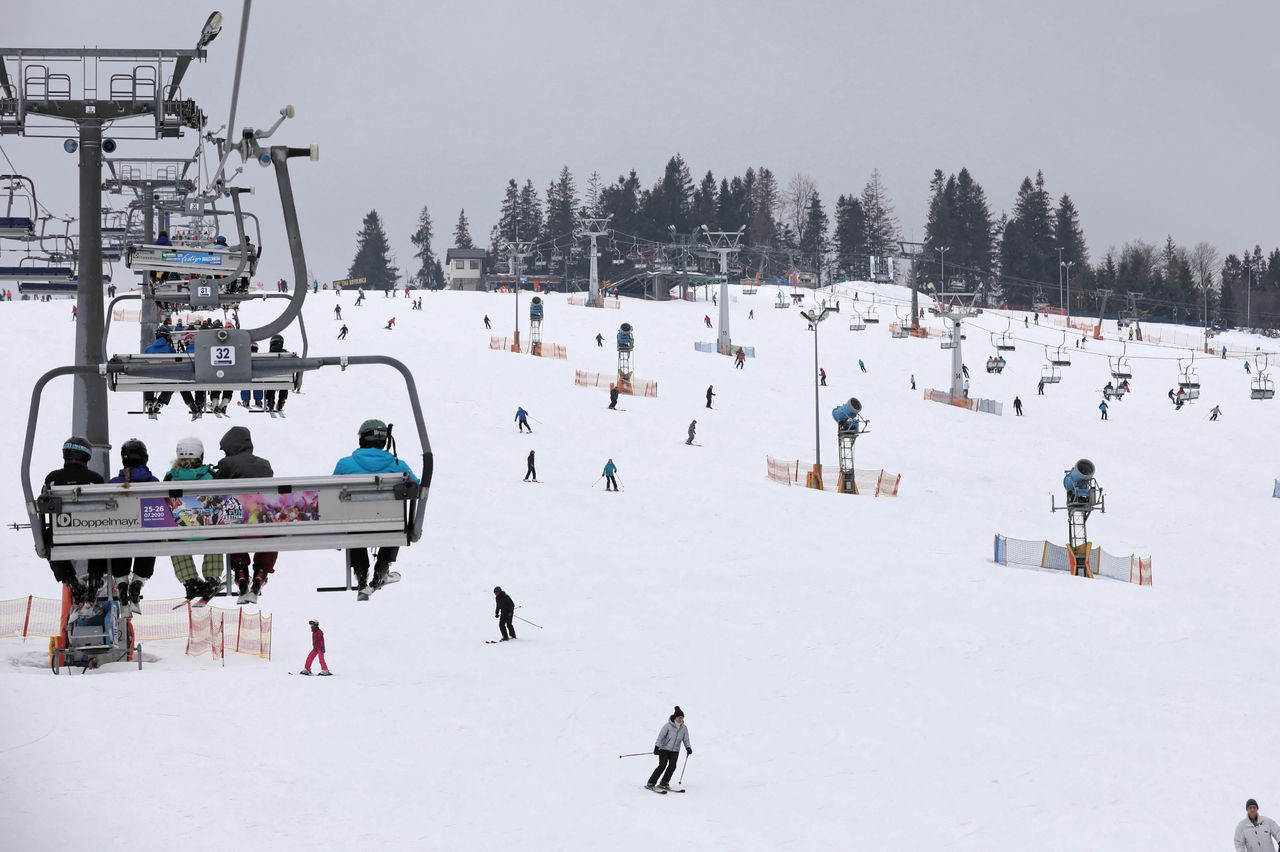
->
[109, 438, 160, 614]
[603, 459, 618, 491]
[334, 419, 420, 600]
[142, 330, 174, 415]
[514, 406, 532, 433]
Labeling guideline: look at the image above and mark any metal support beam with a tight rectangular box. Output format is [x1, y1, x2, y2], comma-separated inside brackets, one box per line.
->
[73, 120, 109, 477]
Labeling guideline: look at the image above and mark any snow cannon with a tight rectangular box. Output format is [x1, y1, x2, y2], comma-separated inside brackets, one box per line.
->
[616, 323, 634, 351]
[831, 397, 863, 432]
[529, 296, 544, 321]
[1063, 458, 1095, 501]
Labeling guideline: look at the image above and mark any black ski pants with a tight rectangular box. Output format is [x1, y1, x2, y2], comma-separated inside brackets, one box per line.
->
[525, 464, 536, 481]
[110, 557, 155, 580]
[648, 749, 679, 786]
[499, 613, 515, 639]
[605, 475, 618, 491]
[349, 546, 398, 578]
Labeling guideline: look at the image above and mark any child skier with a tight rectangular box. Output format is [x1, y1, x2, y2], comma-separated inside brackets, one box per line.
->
[646, 706, 692, 792]
[165, 437, 224, 603]
[109, 438, 160, 614]
[300, 620, 331, 675]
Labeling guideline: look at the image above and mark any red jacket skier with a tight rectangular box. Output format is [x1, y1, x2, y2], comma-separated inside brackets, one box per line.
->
[301, 620, 331, 675]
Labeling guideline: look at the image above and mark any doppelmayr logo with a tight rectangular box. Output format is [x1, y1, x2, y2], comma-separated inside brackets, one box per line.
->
[54, 515, 139, 529]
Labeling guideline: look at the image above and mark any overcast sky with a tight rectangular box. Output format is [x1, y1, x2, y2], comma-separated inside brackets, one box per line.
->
[4, 0, 1278, 284]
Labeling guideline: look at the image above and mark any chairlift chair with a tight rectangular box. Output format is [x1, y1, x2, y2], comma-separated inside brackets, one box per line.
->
[864, 298, 880, 324]
[1178, 354, 1199, 389]
[1252, 374, 1276, 400]
[849, 311, 866, 331]
[1048, 333, 1072, 367]
[2, 254, 75, 284]
[1041, 363, 1062, 384]
[0, 174, 38, 239]
[1109, 344, 1132, 380]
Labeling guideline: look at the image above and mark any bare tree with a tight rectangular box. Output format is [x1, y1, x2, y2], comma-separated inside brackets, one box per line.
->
[784, 172, 818, 245]
[1190, 241, 1220, 292]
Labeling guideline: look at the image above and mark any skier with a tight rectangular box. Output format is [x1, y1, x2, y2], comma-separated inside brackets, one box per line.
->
[337, 323, 348, 340]
[524, 450, 537, 482]
[108, 439, 160, 614]
[705, 385, 715, 409]
[596, 332, 604, 347]
[1103, 381, 1114, 400]
[858, 359, 867, 373]
[603, 458, 619, 492]
[646, 706, 691, 793]
[910, 374, 916, 390]
[703, 315, 712, 328]
[404, 285, 411, 299]
[515, 406, 532, 433]
[1014, 396, 1023, 416]
[493, 586, 516, 640]
[1210, 404, 1222, 421]
[1245, 361, 1251, 374]
[734, 348, 746, 369]
[1099, 400, 1109, 420]
[819, 367, 827, 386]
[384, 317, 396, 330]
[961, 363, 969, 379]
[1034, 312, 1039, 324]
[355, 289, 365, 307]
[608, 384, 620, 410]
[44, 437, 108, 613]
[333, 420, 420, 600]
[748, 308, 754, 319]
[1235, 799, 1280, 852]
[299, 619, 332, 675]
[1037, 378, 1045, 395]
[263, 334, 290, 413]
[334, 305, 342, 320]
[1167, 388, 1176, 405]
[214, 427, 277, 604]
[1175, 387, 1187, 410]
[484, 314, 491, 330]
[1024, 316, 1029, 328]
[686, 420, 696, 445]
[164, 437, 225, 602]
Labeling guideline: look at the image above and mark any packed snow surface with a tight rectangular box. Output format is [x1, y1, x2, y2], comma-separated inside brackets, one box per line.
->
[2, 283, 1278, 851]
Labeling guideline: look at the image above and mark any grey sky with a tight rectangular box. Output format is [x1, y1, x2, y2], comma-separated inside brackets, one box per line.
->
[4, 0, 1278, 284]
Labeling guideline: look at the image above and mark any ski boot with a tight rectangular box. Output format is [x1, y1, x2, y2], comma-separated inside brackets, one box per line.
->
[355, 570, 371, 602]
[317, 670, 333, 676]
[234, 566, 252, 605]
[201, 576, 222, 602]
[183, 579, 204, 601]
[298, 669, 313, 675]
[116, 581, 133, 618]
[370, 563, 401, 591]
[128, 580, 145, 616]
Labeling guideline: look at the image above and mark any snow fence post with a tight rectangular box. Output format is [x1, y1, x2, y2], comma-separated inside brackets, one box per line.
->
[21, 594, 32, 638]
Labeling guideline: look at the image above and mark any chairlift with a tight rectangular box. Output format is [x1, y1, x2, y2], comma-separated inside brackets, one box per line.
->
[1047, 333, 1072, 367]
[550, 246, 563, 265]
[1109, 344, 1132, 380]
[1177, 353, 1199, 390]
[985, 354, 1007, 374]
[1252, 373, 1276, 400]
[1, 254, 75, 283]
[1041, 363, 1062, 384]
[890, 308, 910, 339]
[1032, 287, 1050, 311]
[533, 251, 547, 270]
[849, 310, 866, 331]
[0, 174, 38, 239]
[864, 302, 880, 324]
[993, 317, 1016, 351]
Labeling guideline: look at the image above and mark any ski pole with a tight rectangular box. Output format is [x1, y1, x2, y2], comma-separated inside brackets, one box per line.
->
[514, 614, 543, 629]
[618, 752, 651, 758]
[591, 476, 603, 488]
[678, 753, 690, 783]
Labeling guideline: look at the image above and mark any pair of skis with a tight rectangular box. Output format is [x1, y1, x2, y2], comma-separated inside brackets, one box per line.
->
[645, 785, 686, 794]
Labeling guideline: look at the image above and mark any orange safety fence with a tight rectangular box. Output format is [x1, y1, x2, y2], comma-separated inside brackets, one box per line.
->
[489, 337, 568, 359]
[765, 457, 901, 496]
[567, 294, 621, 308]
[994, 534, 1152, 585]
[574, 371, 658, 397]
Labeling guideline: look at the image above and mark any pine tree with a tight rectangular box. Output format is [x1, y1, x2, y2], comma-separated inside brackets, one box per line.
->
[492, 179, 520, 249]
[748, 167, 780, 248]
[544, 166, 578, 243]
[518, 180, 543, 242]
[833, 194, 868, 278]
[584, 171, 603, 216]
[798, 190, 828, 261]
[453, 209, 474, 249]
[860, 168, 899, 261]
[599, 170, 642, 239]
[349, 210, 397, 292]
[952, 168, 995, 287]
[1001, 172, 1057, 300]
[410, 205, 443, 288]
[717, 176, 750, 233]
[922, 170, 953, 284]
[691, 170, 718, 231]
[1053, 193, 1089, 277]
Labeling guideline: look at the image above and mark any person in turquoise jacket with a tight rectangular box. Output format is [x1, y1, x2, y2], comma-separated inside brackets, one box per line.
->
[333, 419, 420, 599]
[164, 436, 224, 601]
[603, 459, 618, 492]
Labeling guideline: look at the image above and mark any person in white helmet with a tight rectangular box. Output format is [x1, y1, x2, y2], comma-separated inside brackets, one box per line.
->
[163, 437, 225, 603]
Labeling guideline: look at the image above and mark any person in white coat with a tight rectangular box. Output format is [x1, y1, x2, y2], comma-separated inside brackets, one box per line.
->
[1236, 799, 1280, 852]
[646, 706, 691, 791]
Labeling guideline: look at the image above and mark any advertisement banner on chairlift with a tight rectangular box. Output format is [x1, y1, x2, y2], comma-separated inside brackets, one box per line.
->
[139, 491, 321, 529]
[162, 250, 224, 266]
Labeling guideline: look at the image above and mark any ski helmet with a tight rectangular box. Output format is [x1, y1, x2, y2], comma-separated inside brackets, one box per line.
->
[358, 419, 389, 448]
[269, 334, 285, 352]
[120, 438, 149, 467]
[175, 436, 204, 461]
[62, 436, 92, 464]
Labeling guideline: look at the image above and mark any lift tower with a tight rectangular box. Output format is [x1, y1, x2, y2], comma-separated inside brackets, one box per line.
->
[576, 214, 611, 307]
[1051, 459, 1106, 577]
[0, 29, 214, 474]
[701, 225, 744, 354]
[937, 284, 983, 399]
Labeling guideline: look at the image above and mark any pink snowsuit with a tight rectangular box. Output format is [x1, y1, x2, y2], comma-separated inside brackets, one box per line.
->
[305, 625, 328, 672]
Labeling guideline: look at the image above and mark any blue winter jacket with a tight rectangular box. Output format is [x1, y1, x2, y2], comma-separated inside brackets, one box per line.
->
[333, 448, 420, 484]
[110, 466, 160, 485]
[603, 461, 617, 477]
[515, 408, 529, 422]
[143, 337, 171, 354]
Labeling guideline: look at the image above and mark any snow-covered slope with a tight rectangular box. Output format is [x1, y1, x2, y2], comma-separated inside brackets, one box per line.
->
[2, 283, 1278, 851]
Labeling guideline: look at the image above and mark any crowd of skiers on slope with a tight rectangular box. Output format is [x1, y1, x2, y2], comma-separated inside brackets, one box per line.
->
[44, 417, 419, 617]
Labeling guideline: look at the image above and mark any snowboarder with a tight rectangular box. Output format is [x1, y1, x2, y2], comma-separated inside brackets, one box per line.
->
[44, 437, 108, 613]
[334, 305, 342, 320]
[108, 439, 160, 614]
[337, 323, 348, 340]
[1175, 388, 1187, 410]
[1099, 400, 1109, 420]
[384, 317, 396, 330]
[609, 384, 620, 410]
[333, 420, 420, 601]
[493, 586, 516, 640]
[705, 385, 715, 409]
[214, 427, 278, 604]
[524, 450, 537, 482]
[1210, 404, 1222, 421]
[515, 406, 532, 433]
[300, 619, 332, 675]
[165, 437, 224, 602]
[484, 314, 491, 330]
[819, 367, 827, 386]
[596, 332, 604, 347]
[734, 348, 746, 369]
[1014, 396, 1023, 416]
[858, 359, 867, 373]
[686, 420, 696, 445]
[603, 459, 619, 491]
[646, 706, 691, 792]
[1235, 799, 1280, 852]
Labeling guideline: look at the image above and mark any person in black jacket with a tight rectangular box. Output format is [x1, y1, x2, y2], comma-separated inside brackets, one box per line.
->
[609, 384, 620, 410]
[493, 586, 516, 640]
[215, 427, 278, 603]
[44, 436, 108, 609]
[524, 451, 536, 482]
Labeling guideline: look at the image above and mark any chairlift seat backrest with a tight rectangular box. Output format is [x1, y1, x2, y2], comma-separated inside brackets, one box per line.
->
[0, 216, 35, 237]
[0, 265, 73, 282]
